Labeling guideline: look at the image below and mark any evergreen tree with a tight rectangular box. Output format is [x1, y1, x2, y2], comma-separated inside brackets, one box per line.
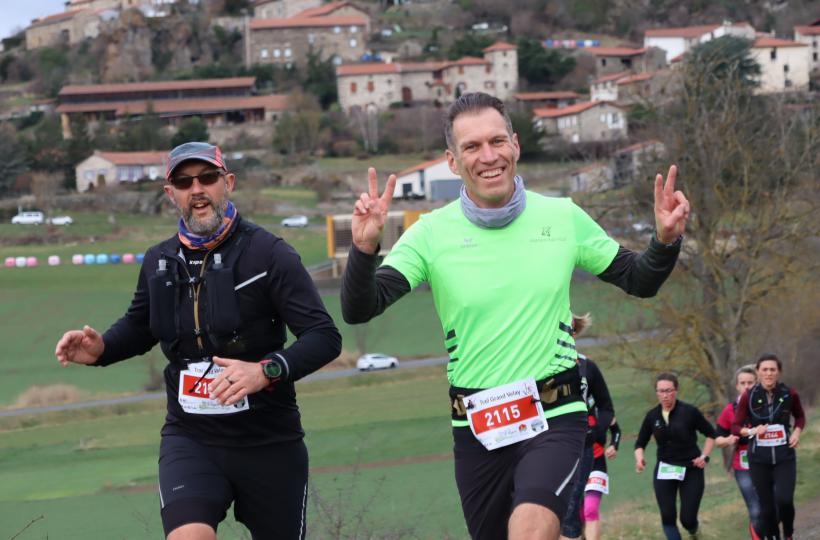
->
[172, 117, 210, 147]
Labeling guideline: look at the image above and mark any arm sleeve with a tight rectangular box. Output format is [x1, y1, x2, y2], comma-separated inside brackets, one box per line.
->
[340, 245, 411, 324]
[596, 236, 681, 298]
[588, 361, 614, 439]
[265, 241, 342, 381]
[791, 389, 807, 430]
[694, 407, 717, 438]
[715, 404, 732, 437]
[97, 262, 159, 366]
[731, 390, 751, 436]
[609, 422, 622, 450]
[635, 413, 653, 449]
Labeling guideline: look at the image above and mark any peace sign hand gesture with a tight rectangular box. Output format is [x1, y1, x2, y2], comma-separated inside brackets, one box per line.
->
[654, 165, 690, 244]
[352, 167, 397, 255]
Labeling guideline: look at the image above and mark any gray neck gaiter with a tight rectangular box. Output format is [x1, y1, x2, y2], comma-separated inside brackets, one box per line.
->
[460, 175, 526, 229]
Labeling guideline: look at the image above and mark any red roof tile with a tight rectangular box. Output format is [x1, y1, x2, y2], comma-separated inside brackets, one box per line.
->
[795, 25, 820, 36]
[96, 151, 168, 166]
[581, 46, 647, 57]
[293, 1, 366, 18]
[57, 95, 290, 115]
[514, 91, 581, 101]
[483, 41, 516, 52]
[591, 71, 632, 84]
[752, 37, 807, 48]
[397, 155, 448, 177]
[533, 100, 621, 118]
[336, 63, 401, 76]
[29, 9, 85, 28]
[59, 77, 256, 96]
[447, 56, 490, 66]
[617, 72, 655, 84]
[250, 15, 367, 30]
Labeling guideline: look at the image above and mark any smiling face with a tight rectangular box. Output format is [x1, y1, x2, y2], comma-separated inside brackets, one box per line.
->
[445, 107, 520, 209]
[164, 160, 235, 236]
[756, 360, 781, 390]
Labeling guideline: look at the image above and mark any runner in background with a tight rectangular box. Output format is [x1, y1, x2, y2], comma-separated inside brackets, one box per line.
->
[583, 417, 621, 540]
[715, 365, 761, 539]
[635, 373, 716, 540]
[560, 314, 615, 540]
[732, 353, 807, 540]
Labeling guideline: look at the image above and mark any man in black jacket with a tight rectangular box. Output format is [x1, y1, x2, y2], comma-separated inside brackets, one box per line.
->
[55, 142, 341, 540]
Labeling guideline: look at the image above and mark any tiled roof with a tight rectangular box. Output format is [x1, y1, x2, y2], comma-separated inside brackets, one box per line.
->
[293, 1, 365, 18]
[533, 100, 620, 118]
[795, 25, 820, 36]
[483, 41, 517, 52]
[250, 15, 367, 30]
[336, 63, 401, 76]
[514, 91, 581, 101]
[59, 77, 256, 96]
[335, 57, 483, 77]
[95, 151, 168, 166]
[447, 56, 490, 66]
[581, 46, 647, 57]
[644, 22, 752, 38]
[617, 72, 655, 84]
[29, 9, 85, 28]
[591, 71, 632, 84]
[397, 155, 448, 177]
[57, 95, 290, 115]
[752, 37, 807, 48]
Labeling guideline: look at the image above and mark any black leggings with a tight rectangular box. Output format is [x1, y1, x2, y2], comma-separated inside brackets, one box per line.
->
[750, 459, 796, 539]
[652, 463, 704, 539]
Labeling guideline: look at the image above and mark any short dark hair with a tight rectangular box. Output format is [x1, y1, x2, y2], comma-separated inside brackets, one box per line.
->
[656, 372, 679, 390]
[755, 353, 782, 371]
[444, 92, 514, 151]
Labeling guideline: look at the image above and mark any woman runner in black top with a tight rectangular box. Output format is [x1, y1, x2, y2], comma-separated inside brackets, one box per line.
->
[635, 373, 715, 540]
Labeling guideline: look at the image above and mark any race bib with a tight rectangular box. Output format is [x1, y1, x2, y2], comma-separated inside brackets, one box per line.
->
[466, 378, 547, 451]
[756, 424, 787, 447]
[585, 470, 609, 494]
[178, 361, 250, 415]
[657, 461, 686, 481]
[739, 449, 749, 470]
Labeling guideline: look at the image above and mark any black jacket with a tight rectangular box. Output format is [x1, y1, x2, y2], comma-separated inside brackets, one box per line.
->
[96, 216, 341, 446]
[635, 400, 716, 467]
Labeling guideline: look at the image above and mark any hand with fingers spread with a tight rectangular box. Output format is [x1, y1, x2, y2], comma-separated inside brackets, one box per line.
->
[653, 164, 690, 244]
[55, 325, 104, 367]
[209, 356, 270, 406]
[352, 167, 397, 255]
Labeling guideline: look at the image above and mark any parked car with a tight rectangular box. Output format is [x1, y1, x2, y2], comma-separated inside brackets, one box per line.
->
[11, 211, 44, 225]
[281, 215, 309, 228]
[47, 215, 74, 225]
[356, 353, 398, 371]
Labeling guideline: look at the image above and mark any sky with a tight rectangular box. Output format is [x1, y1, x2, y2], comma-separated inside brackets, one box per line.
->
[1, 0, 68, 41]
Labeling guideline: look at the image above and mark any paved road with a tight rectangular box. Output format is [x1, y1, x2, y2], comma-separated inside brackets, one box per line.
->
[0, 331, 658, 418]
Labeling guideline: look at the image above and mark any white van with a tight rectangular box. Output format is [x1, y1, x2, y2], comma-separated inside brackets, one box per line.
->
[11, 211, 45, 225]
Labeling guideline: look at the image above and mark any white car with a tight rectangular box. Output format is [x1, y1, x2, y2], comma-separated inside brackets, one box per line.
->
[281, 215, 309, 228]
[47, 215, 74, 225]
[356, 353, 398, 371]
[11, 211, 44, 225]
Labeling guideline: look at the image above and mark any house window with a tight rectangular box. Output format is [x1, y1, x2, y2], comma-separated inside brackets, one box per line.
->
[770, 49, 777, 60]
[351, 26, 358, 33]
[351, 82, 357, 93]
[274, 49, 281, 58]
[260, 48, 268, 58]
[785, 79, 793, 87]
[484, 81, 495, 89]
[367, 81, 374, 92]
[285, 48, 292, 58]
[504, 82, 509, 89]
[783, 64, 789, 72]
[601, 58, 607, 67]
[814, 52, 818, 61]
[84, 170, 94, 180]
[387, 79, 392, 85]
[333, 56, 342, 65]
[350, 38, 357, 47]
[485, 65, 491, 74]
[334, 26, 341, 34]
[308, 33, 315, 44]
[600, 114, 605, 122]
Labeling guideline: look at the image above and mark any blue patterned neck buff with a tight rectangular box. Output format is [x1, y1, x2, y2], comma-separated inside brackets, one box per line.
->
[177, 201, 237, 251]
[460, 175, 526, 229]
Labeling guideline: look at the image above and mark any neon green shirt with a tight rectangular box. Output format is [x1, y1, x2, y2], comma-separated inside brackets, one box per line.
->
[382, 191, 618, 421]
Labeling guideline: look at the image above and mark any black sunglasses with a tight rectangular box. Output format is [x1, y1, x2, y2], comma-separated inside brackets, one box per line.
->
[169, 170, 226, 189]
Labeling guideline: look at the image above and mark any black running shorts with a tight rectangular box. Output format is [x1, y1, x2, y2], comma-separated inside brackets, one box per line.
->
[158, 434, 308, 539]
[453, 411, 587, 540]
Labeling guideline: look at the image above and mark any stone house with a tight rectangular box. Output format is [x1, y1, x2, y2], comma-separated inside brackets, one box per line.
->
[794, 24, 820, 72]
[335, 41, 518, 112]
[513, 91, 580, 110]
[25, 9, 112, 50]
[612, 140, 666, 186]
[253, 0, 319, 19]
[570, 162, 613, 193]
[75, 150, 168, 192]
[533, 101, 627, 144]
[576, 46, 667, 77]
[249, 15, 368, 68]
[292, 1, 369, 19]
[750, 37, 810, 93]
[644, 22, 756, 63]
[393, 155, 462, 201]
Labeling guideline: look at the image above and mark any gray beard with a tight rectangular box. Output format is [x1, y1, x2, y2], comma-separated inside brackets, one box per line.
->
[183, 199, 227, 236]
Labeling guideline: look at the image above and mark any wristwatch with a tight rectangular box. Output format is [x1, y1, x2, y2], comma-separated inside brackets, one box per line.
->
[260, 359, 283, 382]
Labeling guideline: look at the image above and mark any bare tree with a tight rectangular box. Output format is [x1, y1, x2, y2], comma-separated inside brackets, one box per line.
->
[30, 171, 62, 213]
[620, 39, 819, 410]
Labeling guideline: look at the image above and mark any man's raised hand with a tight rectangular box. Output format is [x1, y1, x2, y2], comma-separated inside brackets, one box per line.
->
[352, 167, 396, 255]
[653, 164, 690, 244]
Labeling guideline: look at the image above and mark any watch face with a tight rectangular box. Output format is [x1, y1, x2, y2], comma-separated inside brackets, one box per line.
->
[264, 361, 282, 379]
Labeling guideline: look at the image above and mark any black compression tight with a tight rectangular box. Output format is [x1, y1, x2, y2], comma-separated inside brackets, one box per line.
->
[750, 459, 796, 540]
[652, 464, 704, 539]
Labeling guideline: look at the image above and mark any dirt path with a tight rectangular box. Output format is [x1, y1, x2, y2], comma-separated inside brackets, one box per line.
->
[795, 495, 820, 539]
